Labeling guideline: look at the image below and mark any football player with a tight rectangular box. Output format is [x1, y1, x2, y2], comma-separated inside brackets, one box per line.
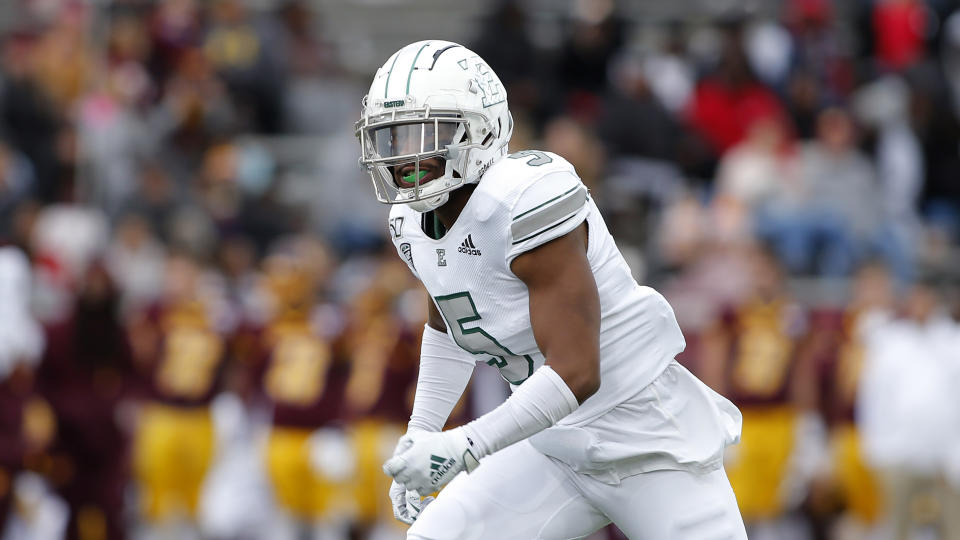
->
[699, 246, 812, 533]
[38, 263, 132, 540]
[127, 251, 229, 531]
[355, 40, 746, 539]
[0, 247, 49, 536]
[341, 257, 426, 534]
[245, 245, 353, 539]
[801, 262, 891, 535]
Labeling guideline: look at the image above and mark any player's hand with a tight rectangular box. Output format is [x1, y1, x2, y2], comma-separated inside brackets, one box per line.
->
[383, 427, 480, 496]
[389, 480, 434, 524]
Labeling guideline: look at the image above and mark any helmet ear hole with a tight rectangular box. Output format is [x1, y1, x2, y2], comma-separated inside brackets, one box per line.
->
[481, 132, 494, 146]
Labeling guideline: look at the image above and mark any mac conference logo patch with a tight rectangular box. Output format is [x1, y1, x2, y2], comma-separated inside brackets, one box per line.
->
[400, 242, 415, 271]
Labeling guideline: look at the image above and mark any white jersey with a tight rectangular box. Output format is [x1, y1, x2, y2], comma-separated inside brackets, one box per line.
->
[389, 150, 686, 426]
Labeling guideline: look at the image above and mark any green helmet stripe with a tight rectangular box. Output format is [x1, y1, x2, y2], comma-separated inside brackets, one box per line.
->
[383, 50, 402, 99]
[405, 42, 431, 94]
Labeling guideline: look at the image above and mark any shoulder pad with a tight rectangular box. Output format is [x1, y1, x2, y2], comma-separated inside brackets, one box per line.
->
[500, 154, 590, 264]
[473, 151, 577, 222]
[484, 151, 576, 187]
[509, 170, 587, 241]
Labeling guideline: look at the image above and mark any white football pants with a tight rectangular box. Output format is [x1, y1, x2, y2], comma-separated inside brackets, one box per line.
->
[406, 439, 746, 540]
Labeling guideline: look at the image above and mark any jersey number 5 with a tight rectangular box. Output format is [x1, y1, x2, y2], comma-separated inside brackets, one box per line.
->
[508, 150, 553, 167]
[434, 291, 534, 384]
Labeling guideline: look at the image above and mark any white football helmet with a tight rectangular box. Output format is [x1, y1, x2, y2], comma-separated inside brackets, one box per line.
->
[356, 40, 513, 212]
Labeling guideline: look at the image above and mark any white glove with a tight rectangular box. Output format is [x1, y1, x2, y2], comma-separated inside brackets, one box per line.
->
[383, 427, 481, 496]
[389, 480, 434, 524]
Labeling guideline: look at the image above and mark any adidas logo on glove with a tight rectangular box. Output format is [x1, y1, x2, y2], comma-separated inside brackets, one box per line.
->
[458, 234, 481, 256]
[429, 454, 458, 487]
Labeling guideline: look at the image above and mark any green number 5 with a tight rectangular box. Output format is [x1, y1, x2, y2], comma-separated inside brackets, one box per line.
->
[434, 292, 534, 384]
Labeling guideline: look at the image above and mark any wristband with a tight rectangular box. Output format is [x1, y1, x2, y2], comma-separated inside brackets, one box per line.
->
[462, 365, 579, 457]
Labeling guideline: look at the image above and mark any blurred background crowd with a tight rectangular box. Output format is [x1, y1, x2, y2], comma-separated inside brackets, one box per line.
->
[0, 0, 959, 539]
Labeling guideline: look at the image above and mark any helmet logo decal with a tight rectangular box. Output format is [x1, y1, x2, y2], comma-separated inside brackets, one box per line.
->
[457, 57, 506, 108]
[383, 99, 405, 108]
[472, 62, 505, 108]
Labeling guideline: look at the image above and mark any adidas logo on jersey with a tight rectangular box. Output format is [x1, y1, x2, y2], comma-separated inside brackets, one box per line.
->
[458, 234, 481, 256]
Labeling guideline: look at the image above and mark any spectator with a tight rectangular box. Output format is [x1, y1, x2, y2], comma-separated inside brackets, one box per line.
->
[542, 115, 605, 193]
[714, 114, 797, 244]
[29, 4, 95, 113]
[912, 70, 960, 245]
[556, 0, 626, 116]
[148, 0, 203, 83]
[203, 0, 287, 133]
[641, 21, 695, 115]
[756, 108, 889, 277]
[472, 0, 546, 121]
[872, 0, 929, 72]
[598, 52, 682, 162]
[121, 164, 180, 244]
[0, 33, 64, 202]
[784, 0, 855, 104]
[154, 46, 238, 168]
[686, 18, 788, 164]
[277, 1, 352, 136]
[76, 66, 155, 215]
[0, 141, 36, 239]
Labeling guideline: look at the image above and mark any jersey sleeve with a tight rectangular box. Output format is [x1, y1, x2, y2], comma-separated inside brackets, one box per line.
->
[506, 170, 590, 265]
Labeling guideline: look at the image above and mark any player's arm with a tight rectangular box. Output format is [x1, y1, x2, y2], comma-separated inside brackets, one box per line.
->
[406, 286, 473, 434]
[509, 222, 600, 403]
[388, 286, 473, 523]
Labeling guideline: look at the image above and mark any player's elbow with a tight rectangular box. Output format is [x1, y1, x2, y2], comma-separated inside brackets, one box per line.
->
[573, 374, 600, 404]
[555, 356, 600, 404]
[578, 361, 601, 403]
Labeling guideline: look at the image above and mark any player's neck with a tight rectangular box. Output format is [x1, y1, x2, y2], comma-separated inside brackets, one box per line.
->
[434, 184, 478, 230]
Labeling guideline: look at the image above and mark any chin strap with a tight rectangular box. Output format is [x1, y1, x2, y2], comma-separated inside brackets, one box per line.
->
[408, 192, 449, 213]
